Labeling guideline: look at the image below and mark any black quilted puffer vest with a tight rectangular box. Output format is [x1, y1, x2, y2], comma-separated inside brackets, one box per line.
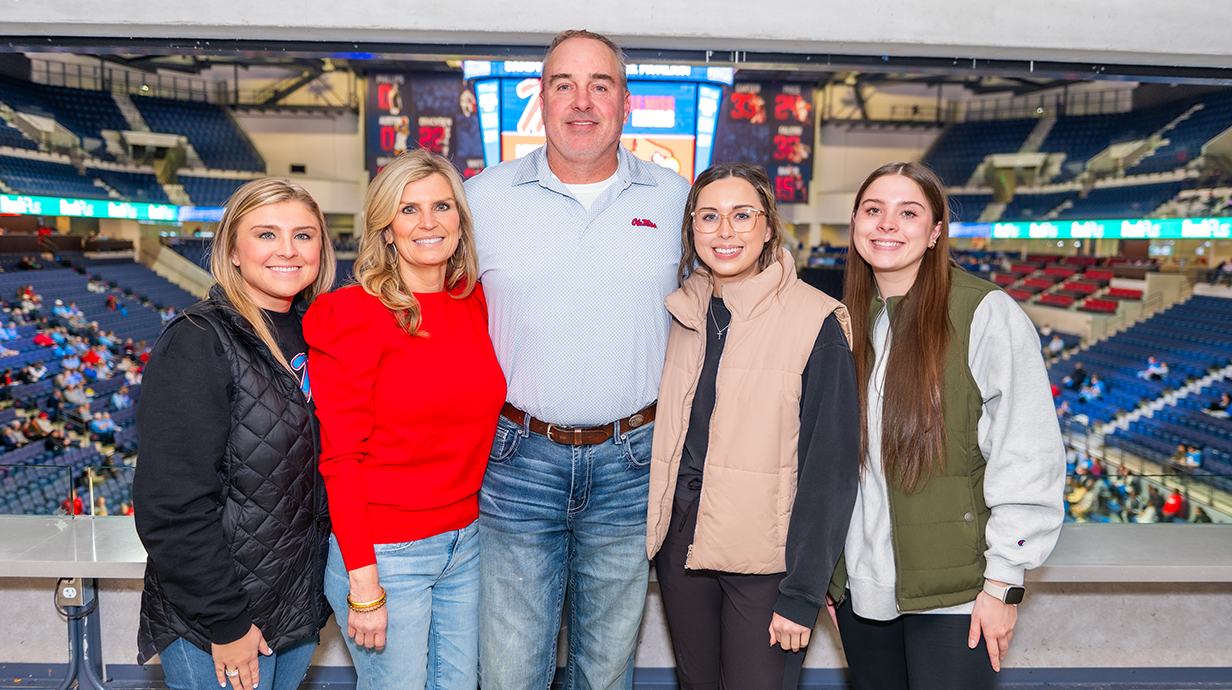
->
[137, 289, 330, 663]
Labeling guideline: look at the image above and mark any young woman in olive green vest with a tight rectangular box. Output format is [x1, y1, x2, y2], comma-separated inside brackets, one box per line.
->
[830, 162, 1065, 689]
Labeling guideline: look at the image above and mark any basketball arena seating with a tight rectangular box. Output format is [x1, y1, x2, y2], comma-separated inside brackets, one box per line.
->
[0, 74, 130, 145]
[923, 118, 1038, 187]
[88, 169, 170, 204]
[0, 154, 108, 199]
[82, 260, 199, 312]
[0, 76, 263, 206]
[0, 120, 38, 151]
[130, 95, 265, 172]
[1129, 90, 1232, 175]
[165, 237, 212, 270]
[178, 175, 248, 206]
[1056, 180, 1189, 220]
[1038, 101, 1193, 182]
[947, 192, 993, 222]
[0, 263, 172, 515]
[1051, 295, 1232, 428]
[987, 256, 1148, 311]
[1109, 376, 1232, 492]
[1001, 190, 1079, 221]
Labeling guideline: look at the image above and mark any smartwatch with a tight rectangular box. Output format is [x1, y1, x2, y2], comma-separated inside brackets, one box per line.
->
[983, 580, 1025, 605]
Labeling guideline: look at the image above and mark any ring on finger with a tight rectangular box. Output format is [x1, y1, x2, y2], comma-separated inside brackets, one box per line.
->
[225, 668, 239, 677]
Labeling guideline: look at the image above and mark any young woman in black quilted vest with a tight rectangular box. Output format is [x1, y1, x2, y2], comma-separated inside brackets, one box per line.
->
[134, 178, 337, 690]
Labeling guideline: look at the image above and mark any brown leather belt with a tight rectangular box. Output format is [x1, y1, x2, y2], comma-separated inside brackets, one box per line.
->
[500, 402, 656, 446]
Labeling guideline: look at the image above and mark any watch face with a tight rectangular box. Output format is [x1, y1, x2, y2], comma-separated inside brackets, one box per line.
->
[1005, 587, 1025, 605]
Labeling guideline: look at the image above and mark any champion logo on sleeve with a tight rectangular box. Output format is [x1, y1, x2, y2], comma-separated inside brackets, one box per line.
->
[631, 218, 658, 228]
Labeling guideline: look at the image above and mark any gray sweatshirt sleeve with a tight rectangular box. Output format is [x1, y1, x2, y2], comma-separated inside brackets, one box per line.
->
[969, 291, 1067, 586]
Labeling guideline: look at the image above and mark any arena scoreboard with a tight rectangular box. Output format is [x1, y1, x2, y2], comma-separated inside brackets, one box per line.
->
[463, 60, 733, 181]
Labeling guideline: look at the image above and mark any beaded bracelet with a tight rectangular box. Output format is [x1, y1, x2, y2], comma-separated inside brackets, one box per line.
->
[347, 587, 387, 613]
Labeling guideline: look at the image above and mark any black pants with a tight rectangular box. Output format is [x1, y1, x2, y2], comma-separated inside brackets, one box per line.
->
[835, 595, 999, 690]
[655, 496, 805, 690]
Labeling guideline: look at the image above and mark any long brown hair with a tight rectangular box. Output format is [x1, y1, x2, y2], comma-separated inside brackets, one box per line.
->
[677, 163, 784, 285]
[210, 178, 336, 373]
[843, 161, 953, 493]
[353, 149, 479, 337]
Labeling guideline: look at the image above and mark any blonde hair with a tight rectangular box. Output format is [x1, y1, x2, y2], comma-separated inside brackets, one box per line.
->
[354, 149, 479, 336]
[209, 178, 336, 372]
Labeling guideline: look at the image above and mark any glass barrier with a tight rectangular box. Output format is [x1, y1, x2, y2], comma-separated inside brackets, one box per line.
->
[0, 463, 134, 517]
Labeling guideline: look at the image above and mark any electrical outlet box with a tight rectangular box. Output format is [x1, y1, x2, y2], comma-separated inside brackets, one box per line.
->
[56, 578, 83, 607]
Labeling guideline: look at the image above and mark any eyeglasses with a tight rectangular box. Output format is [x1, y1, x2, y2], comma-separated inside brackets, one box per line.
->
[691, 208, 766, 234]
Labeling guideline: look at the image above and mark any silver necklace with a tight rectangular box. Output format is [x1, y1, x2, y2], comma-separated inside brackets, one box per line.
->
[710, 307, 731, 340]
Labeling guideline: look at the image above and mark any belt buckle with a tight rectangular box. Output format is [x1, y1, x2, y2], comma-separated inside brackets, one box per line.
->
[546, 423, 580, 445]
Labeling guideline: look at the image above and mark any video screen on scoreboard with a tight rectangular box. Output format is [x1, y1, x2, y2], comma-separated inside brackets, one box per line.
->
[467, 61, 729, 182]
[495, 79, 699, 179]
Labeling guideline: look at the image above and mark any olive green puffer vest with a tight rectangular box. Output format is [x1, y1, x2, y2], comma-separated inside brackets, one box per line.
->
[829, 268, 999, 612]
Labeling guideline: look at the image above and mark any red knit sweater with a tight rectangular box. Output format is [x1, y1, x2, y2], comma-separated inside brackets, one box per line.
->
[304, 283, 506, 570]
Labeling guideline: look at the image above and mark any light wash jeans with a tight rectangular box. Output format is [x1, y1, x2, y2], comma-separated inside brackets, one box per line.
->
[159, 634, 317, 690]
[324, 522, 479, 690]
[478, 415, 654, 690]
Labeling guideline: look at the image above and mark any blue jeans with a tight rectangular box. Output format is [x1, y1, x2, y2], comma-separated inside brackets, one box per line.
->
[324, 522, 480, 690]
[159, 634, 317, 690]
[478, 415, 653, 690]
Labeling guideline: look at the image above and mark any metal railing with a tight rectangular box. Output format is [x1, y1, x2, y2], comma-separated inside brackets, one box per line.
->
[951, 87, 1135, 123]
[31, 58, 221, 103]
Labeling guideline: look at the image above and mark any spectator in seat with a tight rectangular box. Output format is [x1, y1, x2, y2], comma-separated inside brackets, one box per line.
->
[93, 496, 108, 516]
[63, 384, 87, 406]
[111, 386, 132, 410]
[1137, 356, 1169, 381]
[88, 411, 120, 444]
[23, 413, 52, 440]
[44, 428, 68, 454]
[1078, 375, 1105, 403]
[1203, 393, 1230, 419]
[1169, 444, 1188, 467]
[44, 389, 66, 422]
[59, 490, 83, 516]
[1, 421, 28, 450]
[1161, 489, 1187, 523]
[1120, 488, 1143, 523]
[1044, 334, 1064, 360]
[1184, 445, 1203, 468]
[32, 330, 54, 347]
[25, 361, 47, 382]
[1062, 361, 1087, 390]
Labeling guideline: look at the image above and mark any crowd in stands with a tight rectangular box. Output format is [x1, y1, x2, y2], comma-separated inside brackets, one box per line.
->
[1063, 451, 1211, 523]
[0, 272, 150, 516]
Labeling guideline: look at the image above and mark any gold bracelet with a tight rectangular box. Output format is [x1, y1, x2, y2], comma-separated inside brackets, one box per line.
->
[347, 587, 387, 613]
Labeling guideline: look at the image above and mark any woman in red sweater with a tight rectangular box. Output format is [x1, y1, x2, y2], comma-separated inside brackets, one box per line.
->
[304, 149, 505, 690]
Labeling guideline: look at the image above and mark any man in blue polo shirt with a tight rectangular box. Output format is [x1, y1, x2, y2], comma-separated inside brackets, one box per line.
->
[465, 28, 690, 690]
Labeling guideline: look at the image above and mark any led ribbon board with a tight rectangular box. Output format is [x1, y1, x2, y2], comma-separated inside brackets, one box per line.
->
[0, 193, 223, 223]
[951, 217, 1232, 240]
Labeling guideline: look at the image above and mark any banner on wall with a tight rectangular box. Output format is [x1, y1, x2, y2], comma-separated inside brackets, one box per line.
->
[366, 73, 486, 181]
[711, 82, 815, 203]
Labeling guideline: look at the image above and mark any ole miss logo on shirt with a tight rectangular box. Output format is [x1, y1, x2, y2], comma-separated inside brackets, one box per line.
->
[631, 218, 658, 228]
